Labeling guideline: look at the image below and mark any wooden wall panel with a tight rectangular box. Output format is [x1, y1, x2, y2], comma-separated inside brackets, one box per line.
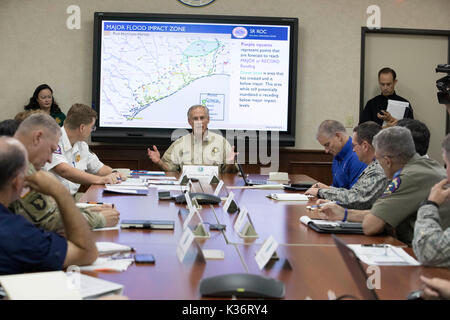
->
[90, 145, 333, 184]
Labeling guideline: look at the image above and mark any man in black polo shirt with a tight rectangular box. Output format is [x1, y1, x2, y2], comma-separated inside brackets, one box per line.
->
[360, 67, 413, 126]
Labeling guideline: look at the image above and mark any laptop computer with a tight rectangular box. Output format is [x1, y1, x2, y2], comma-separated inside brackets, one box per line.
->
[332, 234, 379, 300]
[236, 162, 271, 185]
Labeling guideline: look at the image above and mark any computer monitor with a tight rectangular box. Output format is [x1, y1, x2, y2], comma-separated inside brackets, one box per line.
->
[91, 12, 298, 146]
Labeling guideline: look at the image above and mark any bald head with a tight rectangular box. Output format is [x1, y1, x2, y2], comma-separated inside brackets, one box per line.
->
[0, 137, 28, 192]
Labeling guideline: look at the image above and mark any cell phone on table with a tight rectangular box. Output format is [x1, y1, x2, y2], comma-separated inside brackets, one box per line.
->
[134, 254, 156, 264]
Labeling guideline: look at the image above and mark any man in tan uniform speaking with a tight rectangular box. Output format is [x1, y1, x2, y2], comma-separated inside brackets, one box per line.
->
[147, 104, 237, 173]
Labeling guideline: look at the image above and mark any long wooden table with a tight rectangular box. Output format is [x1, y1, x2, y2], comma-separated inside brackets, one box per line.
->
[80, 173, 450, 300]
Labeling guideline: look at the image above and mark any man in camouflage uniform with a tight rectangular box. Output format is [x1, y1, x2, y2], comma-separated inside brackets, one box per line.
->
[306, 122, 388, 209]
[412, 133, 450, 267]
[9, 113, 119, 232]
[318, 127, 450, 246]
[147, 105, 237, 173]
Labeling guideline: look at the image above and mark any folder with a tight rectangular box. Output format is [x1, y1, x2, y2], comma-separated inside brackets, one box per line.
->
[299, 216, 363, 234]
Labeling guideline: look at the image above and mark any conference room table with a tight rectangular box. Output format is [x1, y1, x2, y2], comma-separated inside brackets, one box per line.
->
[80, 173, 450, 300]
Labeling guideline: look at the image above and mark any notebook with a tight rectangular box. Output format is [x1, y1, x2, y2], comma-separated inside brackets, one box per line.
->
[0, 271, 124, 300]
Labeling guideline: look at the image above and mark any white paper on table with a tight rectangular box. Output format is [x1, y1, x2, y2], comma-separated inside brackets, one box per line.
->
[299, 216, 340, 227]
[0, 271, 82, 300]
[112, 178, 147, 187]
[103, 186, 149, 195]
[76, 203, 104, 209]
[78, 274, 124, 300]
[79, 257, 134, 272]
[95, 242, 133, 254]
[147, 179, 178, 185]
[105, 185, 148, 190]
[269, 193, 309, 201]
[149, 184, 189, 191]
[140, 171, 165, 175]
[348, 244, 420, 266]
[147, 176, 177, 181]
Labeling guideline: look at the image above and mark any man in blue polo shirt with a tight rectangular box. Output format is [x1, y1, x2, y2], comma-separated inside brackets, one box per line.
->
[315, 120, 366, 189]
[0, 136, 98, 275]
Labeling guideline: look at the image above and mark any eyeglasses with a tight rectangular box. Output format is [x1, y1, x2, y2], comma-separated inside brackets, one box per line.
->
[91, 125, 96, 132]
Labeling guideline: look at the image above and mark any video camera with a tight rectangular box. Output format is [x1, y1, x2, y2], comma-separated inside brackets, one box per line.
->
[436, 64, 450, 104]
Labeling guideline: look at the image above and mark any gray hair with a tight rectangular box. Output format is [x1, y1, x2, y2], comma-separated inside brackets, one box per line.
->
[0, 137, 27, 190]
[316, 120, 346, 139]
[187, 104, 209, 120]
[15, 113, 61, 138]
[373, 126, 416, 164]
[442, 133, 450, 160]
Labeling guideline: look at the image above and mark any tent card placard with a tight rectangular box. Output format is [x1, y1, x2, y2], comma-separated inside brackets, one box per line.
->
[182, 165, 219, 179]
[209, 175, 220, 185]
[214, 180, 224, 196]
[178, 174, 189, 185]
[255, 236, 279, 270]
[234, 206, 248, 233]
[176, 228, 195, 263]
[183, 207, 203, 231]
[223, 191, 235, 213]
[185, 192, 194, 213]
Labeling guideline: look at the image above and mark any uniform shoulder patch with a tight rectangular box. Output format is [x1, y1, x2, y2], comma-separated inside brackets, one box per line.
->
[381, 176, 402, 198]
[31, 194, 48, 211]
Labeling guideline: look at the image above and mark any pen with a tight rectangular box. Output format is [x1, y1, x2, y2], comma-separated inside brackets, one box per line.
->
[307, 201, 338, 209]
[86, 202, 115, 208]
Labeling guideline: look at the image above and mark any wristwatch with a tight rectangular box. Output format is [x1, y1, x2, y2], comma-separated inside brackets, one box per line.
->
[419, 200, 439, 209]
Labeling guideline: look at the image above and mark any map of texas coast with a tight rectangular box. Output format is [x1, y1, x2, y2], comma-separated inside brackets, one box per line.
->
[101, 34, 230, 120]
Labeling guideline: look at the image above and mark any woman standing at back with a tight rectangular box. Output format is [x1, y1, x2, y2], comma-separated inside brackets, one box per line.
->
[24, 84, 66, 126]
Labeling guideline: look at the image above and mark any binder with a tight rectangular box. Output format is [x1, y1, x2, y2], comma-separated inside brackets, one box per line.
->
[300, 216, 363, 234]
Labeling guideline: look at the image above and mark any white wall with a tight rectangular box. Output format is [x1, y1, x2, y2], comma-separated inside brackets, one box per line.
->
[0, 0, 449, 149]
